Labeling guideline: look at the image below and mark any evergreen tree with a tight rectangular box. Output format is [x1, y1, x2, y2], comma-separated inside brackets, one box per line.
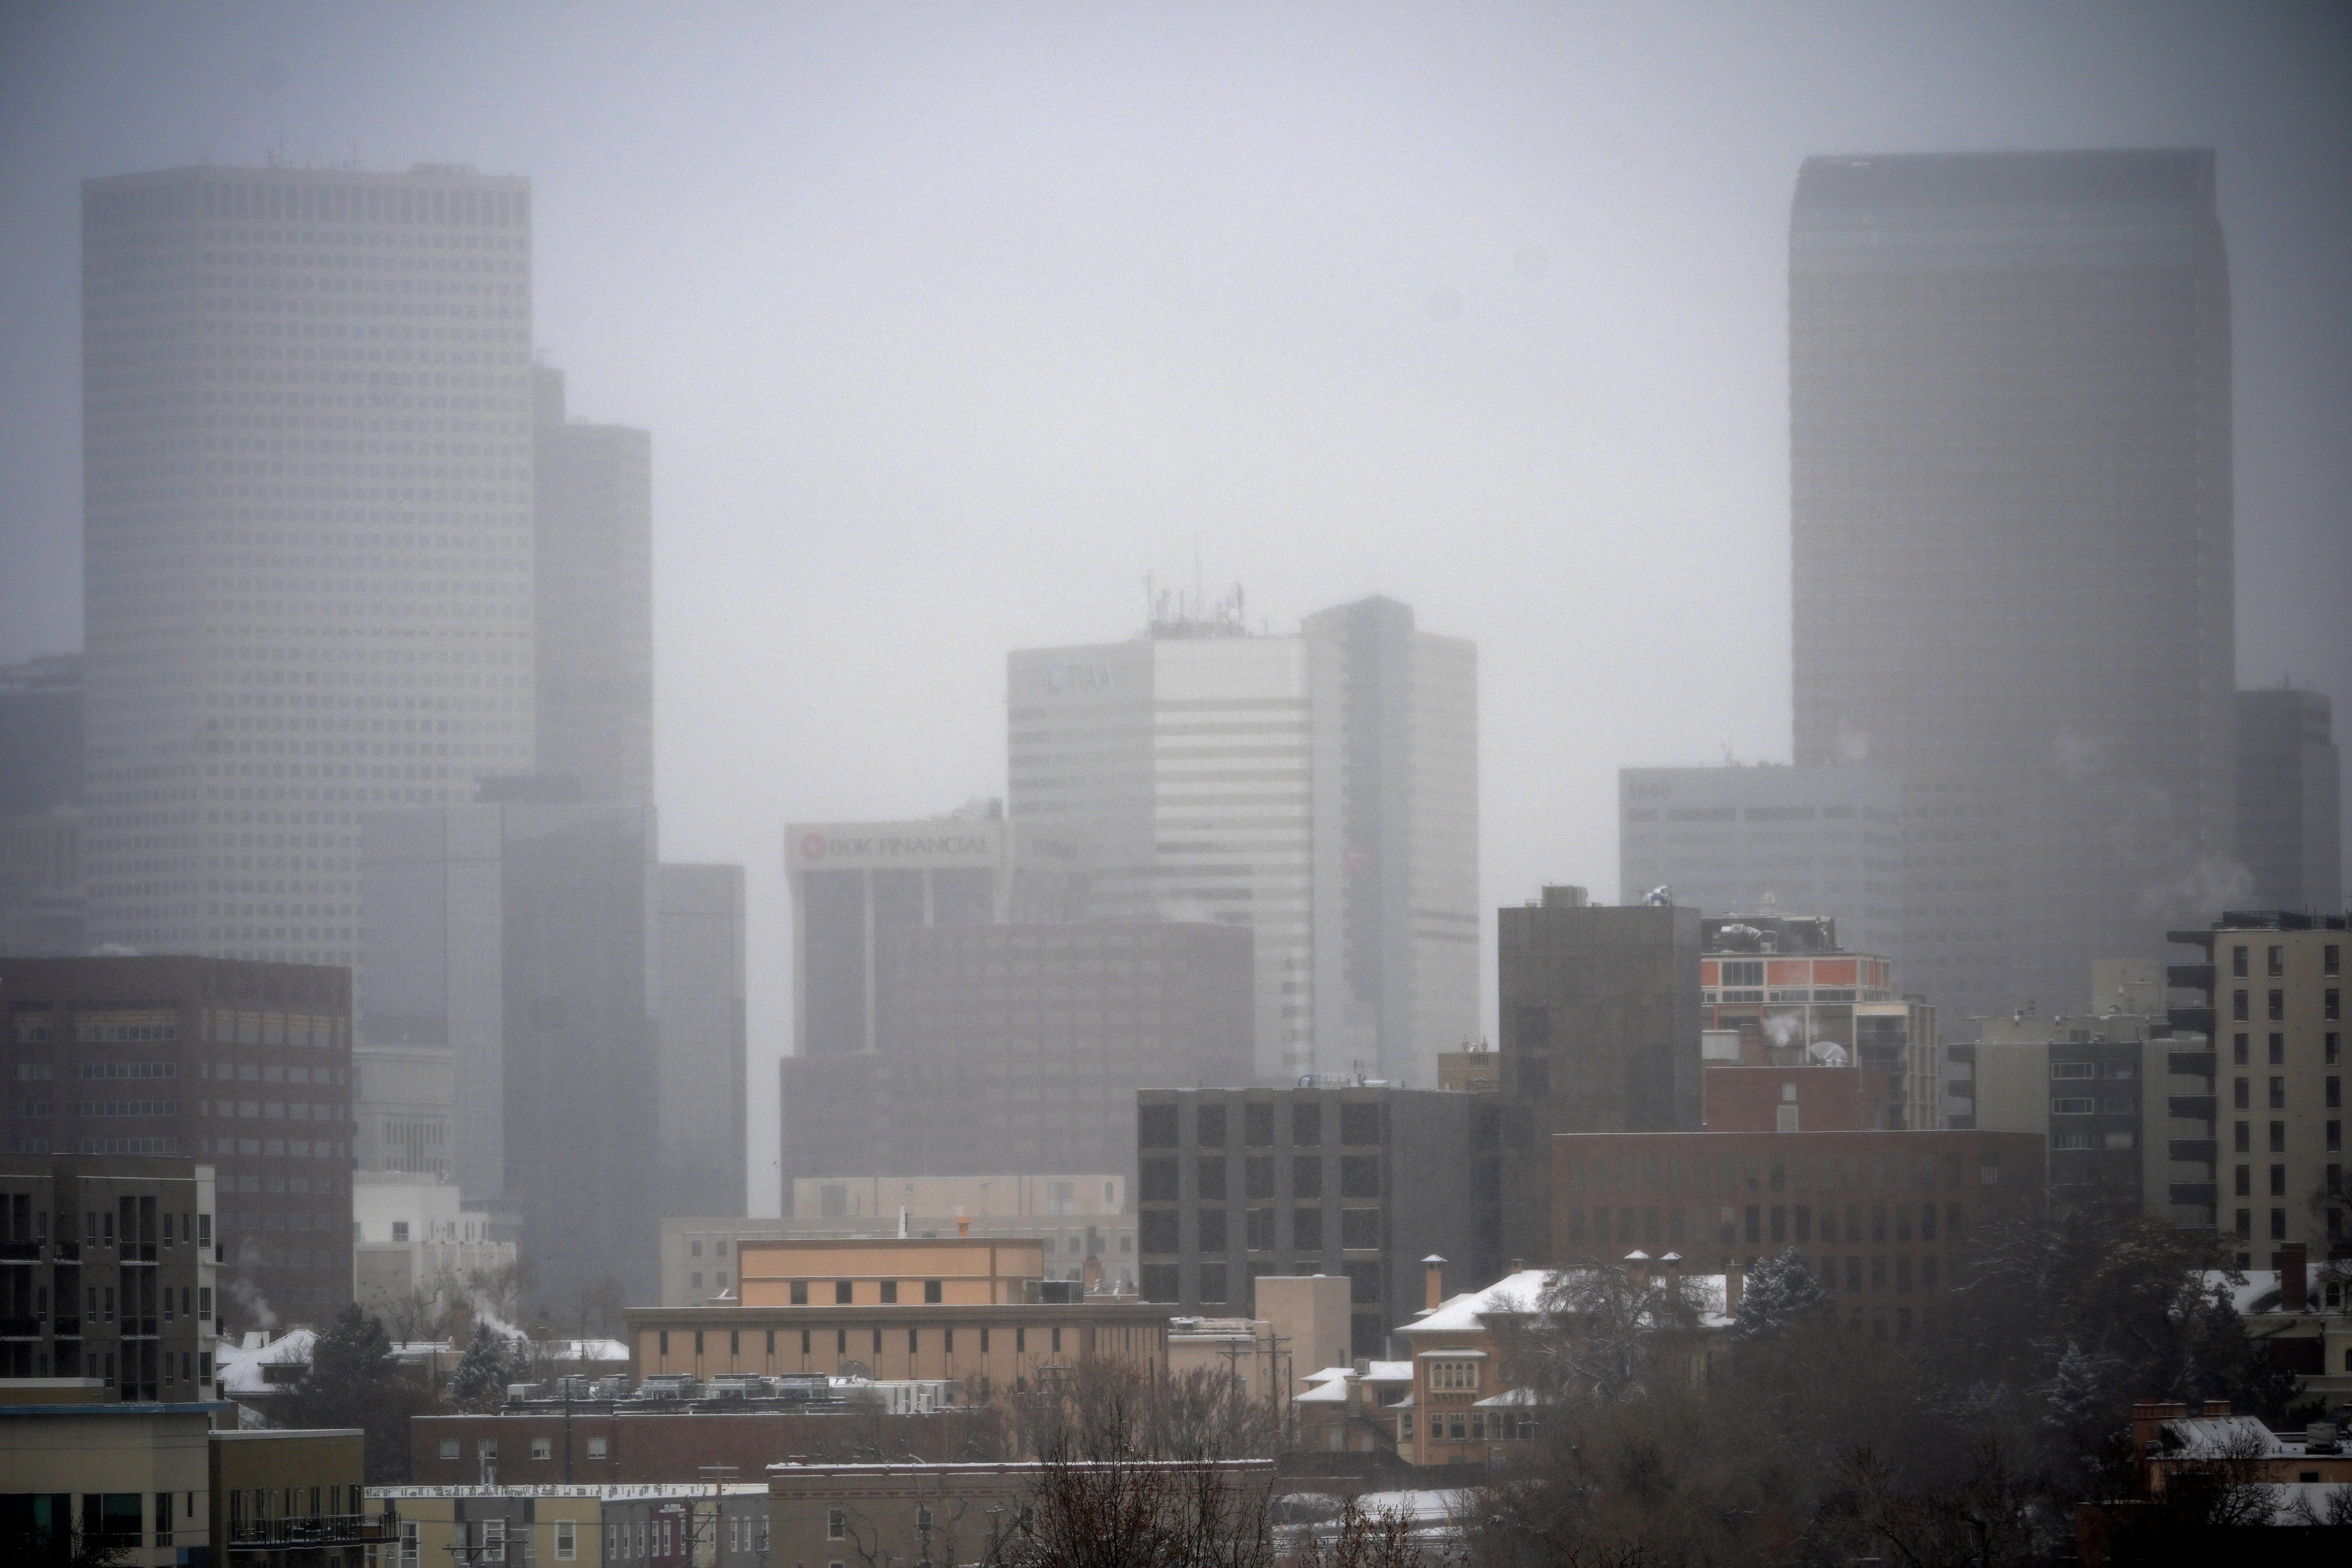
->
[287, 1305, 428, 1484]
[1732, 1247, 1833, 1342]
[446, 1322, 515, 1409]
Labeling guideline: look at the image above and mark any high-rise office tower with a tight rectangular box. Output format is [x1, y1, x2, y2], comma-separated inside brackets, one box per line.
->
[654, 863, 747, 1219]
[358, 794, 659, 1301]
[1790, 151, 2235, 1023]
[2235, 688, 2342, 914]
[0, 655, 87, 957]
[533, 367, 653, 807]
[81, 165, 537, 967]
[1007, 594, 1477, 1084]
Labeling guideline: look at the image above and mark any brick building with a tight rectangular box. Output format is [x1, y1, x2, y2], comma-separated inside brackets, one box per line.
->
[1, 956, 354, 1326]
[1552, 1128, 2044, 1337]
[1702, 1065, 1892, 1133]
[410, 1405, 997, 1486]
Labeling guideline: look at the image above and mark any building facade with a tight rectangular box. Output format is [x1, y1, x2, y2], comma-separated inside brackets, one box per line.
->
[653, 864, 747, 1223]
[1552, 1128, 2046, 1338]
[0, 1389, 221, 1568]
[350, 1170, 516, 1319]
[1008, 594, 1479, 1086]
[0, 956, 350, 1326]
[2236, 688, 2342, 916]
[1790, 150, 2236, 1026]
[358, 799, 658, 1302]
[1134, 1085, 1499, 1358]
[1619, 764, 1904, 964]
[80, 165, 539, 969]
[1495, 891, 1704, 1268]
[2169, 911, 2349, 1269]
[0, 1155, 218, 1400]
[0, 655, 87, 961]
[531, 366, 653, 811]
[779, 922, 1254, 1189]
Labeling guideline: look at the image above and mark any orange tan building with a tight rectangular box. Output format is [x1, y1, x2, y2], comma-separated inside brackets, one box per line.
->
[626, 1234, 1168, 1394]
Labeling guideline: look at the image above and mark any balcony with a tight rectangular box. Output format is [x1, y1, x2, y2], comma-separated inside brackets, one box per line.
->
[122, 1317, 159, 1338]
[2167, 1052, 2217, 1079]
[2168, 1007, 2215, 1036]
[226, 1510, 400, 1551]
[53, 1316, 80, 1338]
[2167, 1095, 2217, 1122]
[0, 1316, 42, 1338]
[52, 1241, 78, 1262]
[2167, 964, 2215, 993]
[2168, 1182, 2219, 1207]
[2168, 1140, 2218, 1166]
[0, 1240, 42, 1261]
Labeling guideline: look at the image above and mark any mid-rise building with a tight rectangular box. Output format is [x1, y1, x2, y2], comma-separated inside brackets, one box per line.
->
[80, 165, 539, 968]
[1009, 593, 1479, 1085]
[1552, 1128, 2045, 1338]
[0, 1154, 219, 1399]
[2168, 911, 2349, 1270]
[350, 1041, 454, 1178]
[0, 1384, 221, 1566]
[350, 1170, 517, 1319]
[1495, 889, 1703, 1267]
[1699, 912, 1938, 1132]
[0, 655, 87, 960]
[662, 1175, 1134, 1304]
[1790, 150, 2236, 1025]
[358, 796, 658, 1302]
[531, 367, 653, 810]
[653, 864, 747, 1221]
[1134, 1085, 1499, 1357]
[0, 956, 350, 1325]
[2236, 688, 2341, 915]
[779, 922, 1253, 1189]
[1619, 764, 1904, 962]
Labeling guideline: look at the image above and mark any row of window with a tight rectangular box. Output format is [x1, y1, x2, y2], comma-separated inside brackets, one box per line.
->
[2230, 1077, 2340, 1110]
[1564, 1147, 1986, 1198]
[1139, 1100, 1385, 1150]
[1138, 1260, 1383, 1307]
[1138, 1206, 1382, 1253]
[1566, 1201, 1968, 1250]
[653, 1325, 1064, 1359]
[2232, 1032, 2343, 1065]
[2229, 943, 2342, 978]
[1142, 1156, 1384, 1203]
[2231, 989, 2343, 1021]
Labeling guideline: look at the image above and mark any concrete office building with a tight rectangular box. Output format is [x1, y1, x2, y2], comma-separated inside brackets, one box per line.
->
[2237, 688, 2342, 915]
[350, 1170, 517, 1319]
[784, 813, 1086, 1060]
[0, 1386, 221, 1567]
[1134, 1085, 1499, 1357]
[1790, 151, 2236, 1026]
[1008, 594, 1479, 1085]
[0, 957, 349, 1326]
[0, 655, 88, 960]
[1495, 889, 1704, 1268]
[532, 367, 653, 810]
[351, 1040, 454, 1178]
[2168, 911, 2349, 1270]
[654, 864, 747, 1221]
[780, 922, 1253, 1187]
[359, 797, 659, 1301]
[1619, 764, 1904, 963]
[80, 165, 539, 968]
[0, 1154, 219, 1401]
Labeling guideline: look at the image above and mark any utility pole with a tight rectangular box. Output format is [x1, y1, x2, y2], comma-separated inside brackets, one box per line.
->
[696, 1465, 739, 1567]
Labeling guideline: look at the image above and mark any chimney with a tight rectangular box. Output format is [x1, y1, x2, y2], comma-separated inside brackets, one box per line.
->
[1423, 1255, 1447, 1312]
[1724, 1266, 1743, 1318]
[1624, 1250, 1651, 1287]
[1659, 1251, 1684, 1282]
[2283, 1243, 2310, 1312]
[1507, 1258, 1524, 1276]
[958, 1215, 971, 1238]
[1082, 1256, 1102, 1296]
[2202, 1399, 2232, 1417]
[447, 1298, 473, 1354]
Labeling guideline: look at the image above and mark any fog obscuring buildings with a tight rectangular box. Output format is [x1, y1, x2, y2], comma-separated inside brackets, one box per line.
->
[1789, 150, 2236, 1024]
[0, 655, 87, 958]
[2236, 688, 2342, 915]
[81, 165, 539, 968]
[1007, 593, 1478, 1085]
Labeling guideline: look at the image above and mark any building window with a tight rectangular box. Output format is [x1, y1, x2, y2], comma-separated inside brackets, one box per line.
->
[2236, 1166, 2252, 1197]
[2330, 1122, 2343, 1154]
[2272, 1078, 2288, 1110]
[2273, 1122, 2288, 1153]
[2269, 946, 2286, 978]
[587, 1437, 608, 1459]
[880, 1281, 898, 1304]
[1245, 1157, 1274, 1200]
[924, 1279, 942, 1303]
[2272, 1034, 2288, 1065]
[2234, 1079, 2251, 1110]
[2233, 991, 2249, 1022]
[828, 1509, 846, 1540]
[2273, 1209, 2289, 1240]
[2272, 1166, 2290, 1198]
[532, 1436, 552, 1460]
[835, 1281, 853, 1304]
[2236, 1122, 2251, 1153]
[1245, 1103, 1274, 1146]
[1198, 1210, 1227, 1252]
[391, 1220, 409, 1241]
[555, 1521, 576, 1561]
[691, 1239, 703, 1257]
[440, 1438, 459, 1460]
[2271, 991, 2287, 1022]
[1199, 1263, 1228, 1303]
[1293, 1208, 1323, 1251]
[1197, 1103, 1227, 1147]
[2234, 1034, 2249, 1065]
[1246, 1209, 1273, 1250]
[690, 1272, 702, 1289]
[790, 1281, 808, 1305]
[1197, 1158, 1227, 1201]
[2232, 946, 2249, 978]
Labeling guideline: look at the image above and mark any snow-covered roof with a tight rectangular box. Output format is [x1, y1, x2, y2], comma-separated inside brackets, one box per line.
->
[1294, 1381, 1351, 1405]
[1364, 1359, 1412, 1383]
[2212, 1267, 2329, 1316]
[1403, 1269, 1733, 1335]
[1350, 1490, 1474, 1524]
[1472, 1387, 1544, 1408]
[1300, 1366, 1350, 1385]
[540, 1339, 629, 1361]
[214, 1329, 316, 1394]
[2158, 1413, 2281, 1458]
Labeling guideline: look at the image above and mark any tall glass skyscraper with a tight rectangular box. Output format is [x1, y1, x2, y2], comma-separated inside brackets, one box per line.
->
[81, 165, 537, 966]
[1008, 595, 1478, 1084]
[1789, 151, 2235, 1024]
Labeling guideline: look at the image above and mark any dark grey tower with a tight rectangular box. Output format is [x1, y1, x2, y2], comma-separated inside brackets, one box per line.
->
[1790, 151, 2234, 1022]
[2235, 687, 2341, 913]
[533, 367, 653, 807]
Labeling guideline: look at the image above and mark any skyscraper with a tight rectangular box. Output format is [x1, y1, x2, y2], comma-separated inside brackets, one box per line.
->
[81, 165, 537, 967]
[2235, 688, 2342, 915]
[1790, 151, 2234, 1022]
[654, 863, 747, 1219]
[532, 366, 653, 807]
[1007, 594, 1477, 1084]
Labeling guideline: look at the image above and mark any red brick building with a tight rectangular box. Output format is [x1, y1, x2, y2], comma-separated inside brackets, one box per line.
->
[1702, 1065, 1891, 1132]
[1552, 1129, 2044, 1337]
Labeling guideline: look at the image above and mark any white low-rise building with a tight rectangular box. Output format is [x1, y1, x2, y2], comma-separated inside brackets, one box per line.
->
[352, 1171, 518, 1318]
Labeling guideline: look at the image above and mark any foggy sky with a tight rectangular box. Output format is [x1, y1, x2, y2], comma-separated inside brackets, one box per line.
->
[3, 3, 2346, 1213]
